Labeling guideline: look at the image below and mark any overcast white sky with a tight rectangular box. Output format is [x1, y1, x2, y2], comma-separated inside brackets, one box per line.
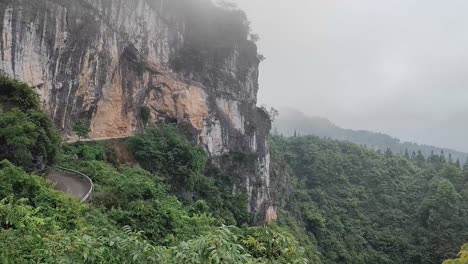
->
[234, 0, 468, 152]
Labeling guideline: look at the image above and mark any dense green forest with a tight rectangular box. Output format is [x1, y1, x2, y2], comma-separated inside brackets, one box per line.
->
[271, 135, 468, 264]
[273, 108, 468, 162]
[0, 77, 306, 263]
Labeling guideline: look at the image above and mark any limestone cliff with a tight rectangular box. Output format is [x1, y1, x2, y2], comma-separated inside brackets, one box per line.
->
[0, 0, 274, 223]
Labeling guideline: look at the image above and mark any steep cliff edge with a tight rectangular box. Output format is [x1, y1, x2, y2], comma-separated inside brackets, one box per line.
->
[0, 0, 274, 223]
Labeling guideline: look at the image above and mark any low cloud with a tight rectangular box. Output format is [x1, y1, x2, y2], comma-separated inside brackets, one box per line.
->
[235, 0, 468, 151]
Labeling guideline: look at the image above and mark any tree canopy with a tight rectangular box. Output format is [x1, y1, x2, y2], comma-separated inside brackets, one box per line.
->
[271, 135, 468, 264]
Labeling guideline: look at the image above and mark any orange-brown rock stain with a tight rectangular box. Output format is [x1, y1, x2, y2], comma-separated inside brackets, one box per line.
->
[145, 74, 208, 131]
[90, 68, 136, 138]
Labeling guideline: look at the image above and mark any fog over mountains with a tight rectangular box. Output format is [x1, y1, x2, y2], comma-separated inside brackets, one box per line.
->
[235, 0, 468, 153]
[274, 108, 468, 163]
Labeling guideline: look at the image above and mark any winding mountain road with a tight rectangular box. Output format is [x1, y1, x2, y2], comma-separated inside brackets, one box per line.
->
[45, 137, 121, 201]
[46, 168, 93, 202]
[46, 136, 113, 202]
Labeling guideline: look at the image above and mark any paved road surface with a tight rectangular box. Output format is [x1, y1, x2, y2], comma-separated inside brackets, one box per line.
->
[65, 136, 128, 144]
[47, 168, 90, 200]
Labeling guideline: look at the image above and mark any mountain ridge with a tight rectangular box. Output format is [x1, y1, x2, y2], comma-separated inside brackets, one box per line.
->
[273, 107, 468, 162]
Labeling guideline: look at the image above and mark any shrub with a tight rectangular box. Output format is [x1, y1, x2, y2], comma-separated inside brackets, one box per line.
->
[126, 125, 208, 193]
[62, 142, 106, 161]
[0, 76, 40, 111]
[72, 119, 90, 139]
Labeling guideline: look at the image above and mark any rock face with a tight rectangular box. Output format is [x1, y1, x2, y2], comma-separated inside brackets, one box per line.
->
[0, 0, 273, 223]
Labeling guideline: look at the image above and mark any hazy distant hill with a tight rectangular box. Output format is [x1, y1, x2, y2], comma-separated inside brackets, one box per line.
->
[273, 108, 468, 163]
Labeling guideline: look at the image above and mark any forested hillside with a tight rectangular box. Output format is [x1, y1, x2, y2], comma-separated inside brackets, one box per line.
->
[0, 77, 306, 263]
[272, 135, 468, 264]
[2, 77, 467, 263]
[273, 108, 468, 162]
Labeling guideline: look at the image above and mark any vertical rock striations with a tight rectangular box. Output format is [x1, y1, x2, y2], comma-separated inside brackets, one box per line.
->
[0, 0, 274, 223]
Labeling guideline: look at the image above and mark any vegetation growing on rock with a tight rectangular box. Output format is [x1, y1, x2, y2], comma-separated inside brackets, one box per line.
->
[73, 119, 91, 140]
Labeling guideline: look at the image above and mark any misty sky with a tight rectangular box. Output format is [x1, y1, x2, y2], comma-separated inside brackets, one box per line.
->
[234, 0, 468, 152]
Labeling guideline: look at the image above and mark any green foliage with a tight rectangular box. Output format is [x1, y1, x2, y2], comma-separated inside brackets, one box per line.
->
[62, 142, 106, 161]
[73, 119, 91, 139]
[58, 157, 214, 245]
[126, 126, 253, 225]
[0, 157, 306, 263]
[271, 135, 468, 264]
[276, 211, 322, 263]
[173, 225, 251, 263]
[0, 110, 60, 170]
[444, 244, 468, 264]
[0, 197, 48, 232]
[127, 125, 208, 193]
[0, 160, 168, 263]
[191, 165, 252, 225]
[0, 77, 60, 171]
[239, 225, 308, 263]
[0, 160, 86, 229]
[0, 76, 40, 111]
